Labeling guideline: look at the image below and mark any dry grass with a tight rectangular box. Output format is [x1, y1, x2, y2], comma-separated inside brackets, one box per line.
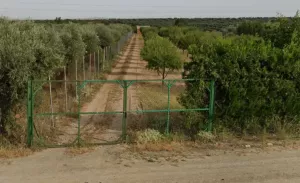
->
[134, 142, 180, 152]
[137, 83, 184, 110]
[0, 147, 34, 159]
[130, 128, 185, 152]
[64, 146, 95, 156]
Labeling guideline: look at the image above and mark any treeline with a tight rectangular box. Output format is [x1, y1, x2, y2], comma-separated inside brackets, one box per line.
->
[35, 17, 278, 32]
[148, 13, 300, 137]
[236, 12, 300, 48]
[0, 19, 132, 142]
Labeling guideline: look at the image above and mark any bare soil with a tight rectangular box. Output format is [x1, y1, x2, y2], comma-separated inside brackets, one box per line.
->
[1, 144, 300, 183]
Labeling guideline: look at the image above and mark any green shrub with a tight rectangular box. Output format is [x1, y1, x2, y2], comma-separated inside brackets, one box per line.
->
[136, 129, 164, 144]
[197, 131, 216, 143]
[181, 32, 300, 135]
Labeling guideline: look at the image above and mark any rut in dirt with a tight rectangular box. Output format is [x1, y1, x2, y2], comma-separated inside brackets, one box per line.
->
[77, 33, 142, 143]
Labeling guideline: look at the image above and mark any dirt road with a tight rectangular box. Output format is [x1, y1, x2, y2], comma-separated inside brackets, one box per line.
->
[1, 145, 300, 183]
[74, 31, 182, 144]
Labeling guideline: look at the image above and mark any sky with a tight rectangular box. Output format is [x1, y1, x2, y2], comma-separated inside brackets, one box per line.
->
[0, 0, 299, 19]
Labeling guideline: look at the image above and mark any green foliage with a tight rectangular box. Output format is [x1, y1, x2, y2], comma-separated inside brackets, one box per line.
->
[158, 26, 184, 47]
[80, 25, 100, 54]
[60, 23, 86, 63]
[141, 36, 182, 80]
[237, 12, 300, 49]
[0, 19, 132, 141]
[37, 17, 276, 32]
[0, 19, 65, 138]
[181, 31, 300, 135]
[140, 27, 158, 41]
[136, 129, 164, 144]
[174, 18, 188, 26]
[157, 26, 222, 51]
[94, 24, 114, 47]
[236, 21, 265, 36]
[197, 131, 216, 143]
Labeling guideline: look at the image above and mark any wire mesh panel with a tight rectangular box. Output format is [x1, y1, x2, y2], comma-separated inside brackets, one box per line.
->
[126, 79, 212, 134]
[27, 79, 214, 147]
[31, 80, 80, 147]
[78, 81, 124, 145]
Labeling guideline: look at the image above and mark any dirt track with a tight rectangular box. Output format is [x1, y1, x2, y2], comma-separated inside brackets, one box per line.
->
[1, 33, 300, 183]
[1, 146, 300, 183]
[74, 32, 182, 144]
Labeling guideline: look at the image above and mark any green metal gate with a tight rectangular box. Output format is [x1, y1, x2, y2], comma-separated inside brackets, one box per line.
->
[27, 79, 215, 147]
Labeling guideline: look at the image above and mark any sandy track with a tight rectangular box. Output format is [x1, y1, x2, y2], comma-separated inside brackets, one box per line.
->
[1, 146, 300, 183]
[76, 30, 184, 144]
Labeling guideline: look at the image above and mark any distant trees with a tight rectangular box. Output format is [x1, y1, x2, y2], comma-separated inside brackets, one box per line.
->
[174, 18, 187, 26]
[236, 12, 300, 48]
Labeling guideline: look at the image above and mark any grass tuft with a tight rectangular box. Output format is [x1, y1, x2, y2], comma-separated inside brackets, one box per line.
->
[0, 147, 34, 159]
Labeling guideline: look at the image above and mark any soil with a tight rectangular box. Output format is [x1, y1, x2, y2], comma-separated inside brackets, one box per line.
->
[1, 144, 300, 183]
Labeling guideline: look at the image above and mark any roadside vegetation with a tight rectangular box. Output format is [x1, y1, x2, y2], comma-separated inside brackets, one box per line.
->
[136, 12, 300, 148]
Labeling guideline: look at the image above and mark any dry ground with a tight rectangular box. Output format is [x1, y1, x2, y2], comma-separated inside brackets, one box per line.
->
[1, 143, 300, 183]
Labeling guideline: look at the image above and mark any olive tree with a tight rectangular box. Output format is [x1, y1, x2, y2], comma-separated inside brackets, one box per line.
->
[141, 36, 182, 80]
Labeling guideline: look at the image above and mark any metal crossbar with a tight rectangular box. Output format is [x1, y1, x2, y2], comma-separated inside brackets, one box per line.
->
[27, 79, 215, 147]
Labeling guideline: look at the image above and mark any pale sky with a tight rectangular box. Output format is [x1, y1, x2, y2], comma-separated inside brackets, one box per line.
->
[0, 0, 299, 19]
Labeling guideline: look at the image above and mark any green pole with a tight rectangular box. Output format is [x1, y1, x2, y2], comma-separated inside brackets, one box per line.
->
[208, 80, 215, 132]
[166, 82, 171, 135]
[122, 81, 128, 140]
[97, 49, 100, 77]
[77, 81, 81, 145]
[27, 80, 33, 147]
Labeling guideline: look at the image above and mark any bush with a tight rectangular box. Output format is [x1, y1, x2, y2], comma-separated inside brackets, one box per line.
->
[136, 129, 164, 144]
[197, 131, 216, 143]
[181, 32, 300, 135]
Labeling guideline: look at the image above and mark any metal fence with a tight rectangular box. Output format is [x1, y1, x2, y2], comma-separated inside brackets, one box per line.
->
[27, 79, 215, 147]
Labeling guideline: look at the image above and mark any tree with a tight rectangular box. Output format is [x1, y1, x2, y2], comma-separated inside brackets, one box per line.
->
[95, 24, 114, 48]
[174, 18, 187, 26]
[141, 36, 182, 80]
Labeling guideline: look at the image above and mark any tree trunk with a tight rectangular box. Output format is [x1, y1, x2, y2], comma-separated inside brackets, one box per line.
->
[162, 67, 166, 86]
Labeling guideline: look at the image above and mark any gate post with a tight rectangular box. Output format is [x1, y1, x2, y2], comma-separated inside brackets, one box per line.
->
[122, 81, 128, 140]
[208, 80, 216, 132]
[166, 81, 171, 135]
[27, 80, 34, 147]
[77, 80, 81, 146]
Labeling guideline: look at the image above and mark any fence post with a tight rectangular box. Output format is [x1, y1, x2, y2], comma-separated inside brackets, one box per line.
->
[102, 47, 105, 71]
[93, 52, 96, 79]
[77, 81, 81, 145]
[49, 76, 54, 128]
[64, 66, 68, 111]
[27, 80, 33, 147]
[83, 56, 85, 80]
[208, 80, 215, 132]
[97, 49, 100, 77]
[89, 54, 92, 80]
[166, 82, 171, 135]
[75, 59, 78, 99]
[122, 81, 128, 140]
